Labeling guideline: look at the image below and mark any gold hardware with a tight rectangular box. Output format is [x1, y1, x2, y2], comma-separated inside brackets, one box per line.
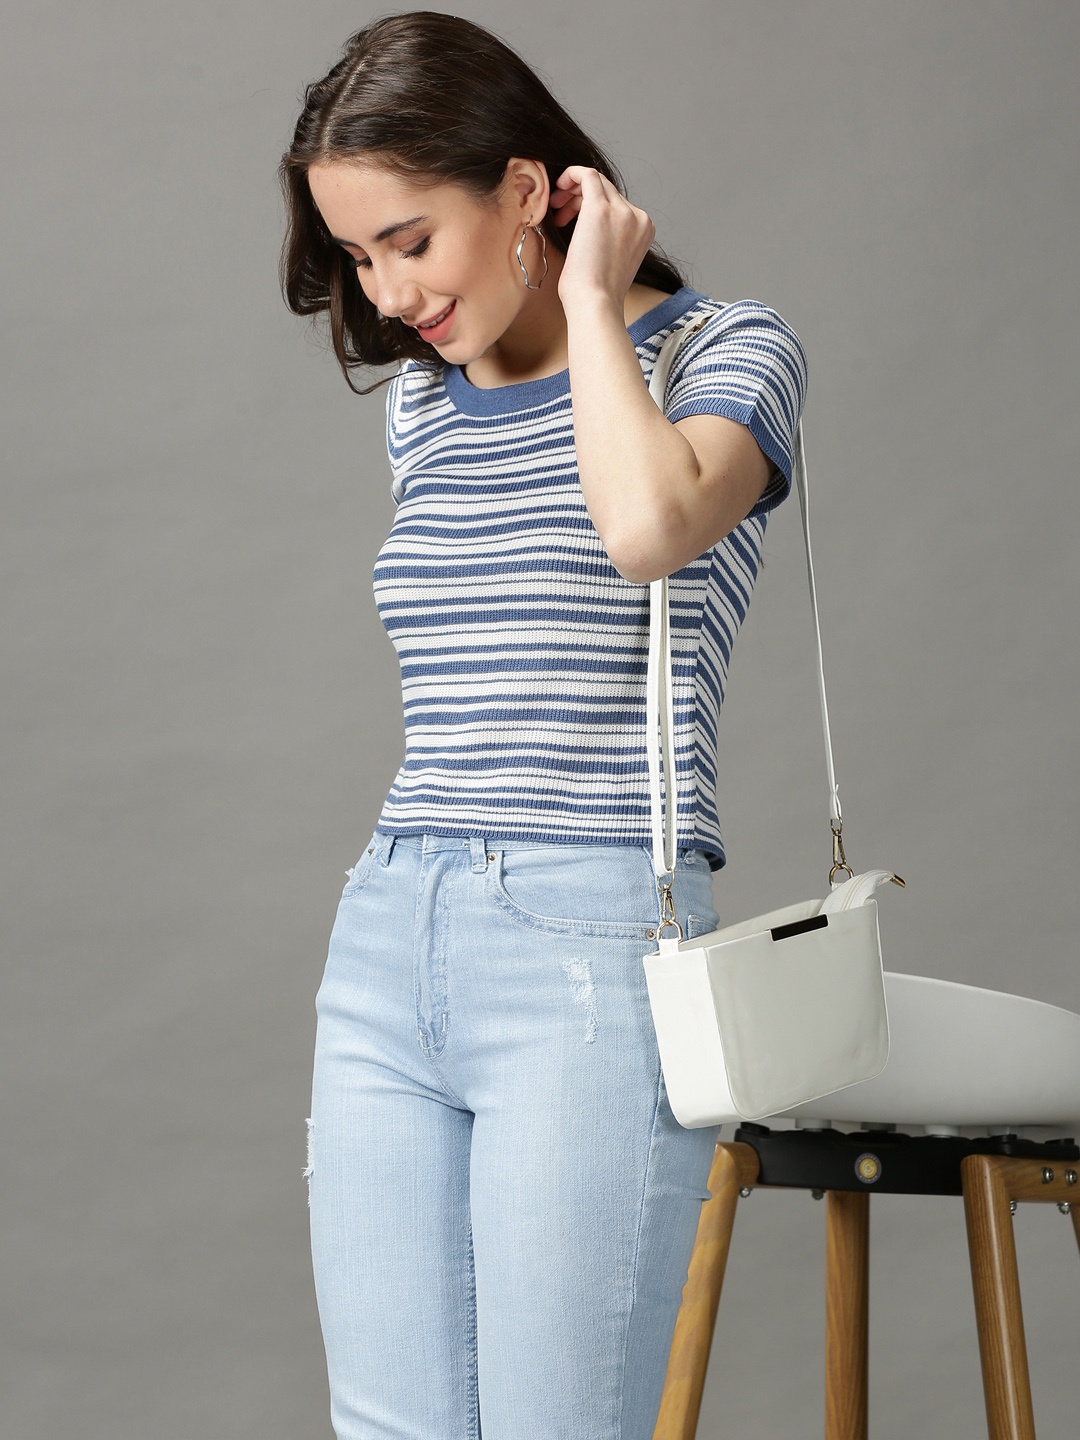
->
[829, 820, 854, 884]
[655, 880, 683, 941]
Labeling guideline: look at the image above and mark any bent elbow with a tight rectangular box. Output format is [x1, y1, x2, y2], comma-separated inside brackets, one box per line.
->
[604, 526, 670, 586]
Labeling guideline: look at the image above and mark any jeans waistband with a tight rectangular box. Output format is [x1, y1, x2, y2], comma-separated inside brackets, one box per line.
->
[383, 833, 574, 853]
[370, 830, 708, 868]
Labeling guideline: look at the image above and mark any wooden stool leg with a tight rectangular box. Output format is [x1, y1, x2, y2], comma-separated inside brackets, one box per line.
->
[1071, 1198, 1080, 1260]
[653, 1141, 760, 1440]
[961, 1154, 1036, 1440]
[825, 1189, 869, 1440]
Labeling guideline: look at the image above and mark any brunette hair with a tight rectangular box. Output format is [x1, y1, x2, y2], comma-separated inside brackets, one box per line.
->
[278, 10, 688, 394]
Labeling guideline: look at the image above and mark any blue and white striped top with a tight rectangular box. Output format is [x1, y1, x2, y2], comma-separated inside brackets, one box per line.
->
[371, 285, 808, 870]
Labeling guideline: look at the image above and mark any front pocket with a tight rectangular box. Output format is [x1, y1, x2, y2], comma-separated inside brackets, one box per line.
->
[685, 911, 721, 941]
[341, 841, 378, 898]
[489, 845, 660, 938]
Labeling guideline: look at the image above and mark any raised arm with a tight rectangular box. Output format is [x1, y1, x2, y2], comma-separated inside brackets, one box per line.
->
[553, 166, 782, 584]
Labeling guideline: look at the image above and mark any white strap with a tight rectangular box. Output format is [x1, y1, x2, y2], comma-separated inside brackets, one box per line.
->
[645, 313, 840, 885]
[792, 424, 842, 829]
[646, 558, 678, 875]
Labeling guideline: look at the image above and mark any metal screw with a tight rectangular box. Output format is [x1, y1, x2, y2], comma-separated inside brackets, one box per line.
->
[739, 1187, 752, 1198]
[1066, 1169, 1077, 1186]
[1042, 1166, 1055, 1184]
[1058, 1202, 1072, 1216]
[1010, 1200, 1018, 1215]
[811, 1189, 825, 1201]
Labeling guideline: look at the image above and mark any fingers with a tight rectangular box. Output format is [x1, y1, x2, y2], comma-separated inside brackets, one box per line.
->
[549, 165, 646, 228]
[547, 185, 581, 224]
[549, 165, 598, 226]
[552, 167, 618, 195]
[552, 165, 613, 204]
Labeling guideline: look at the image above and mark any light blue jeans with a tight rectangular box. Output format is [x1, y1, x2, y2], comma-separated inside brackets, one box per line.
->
[307, 829, 723, 1440]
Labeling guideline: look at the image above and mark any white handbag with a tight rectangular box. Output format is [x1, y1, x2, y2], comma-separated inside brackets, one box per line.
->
[639, 312, 904, 1128]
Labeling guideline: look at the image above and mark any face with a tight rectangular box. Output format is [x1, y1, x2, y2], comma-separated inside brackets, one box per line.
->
[306, 158, 547, 358]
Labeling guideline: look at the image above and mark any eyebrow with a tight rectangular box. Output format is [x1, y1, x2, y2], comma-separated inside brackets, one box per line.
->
[332, 213, 430, 249]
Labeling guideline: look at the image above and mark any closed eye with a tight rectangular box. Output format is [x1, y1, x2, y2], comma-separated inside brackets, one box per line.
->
[350, 237, 431, 270]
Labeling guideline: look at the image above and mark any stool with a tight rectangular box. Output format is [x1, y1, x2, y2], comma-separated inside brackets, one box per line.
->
[652, 971, 1080, 1440]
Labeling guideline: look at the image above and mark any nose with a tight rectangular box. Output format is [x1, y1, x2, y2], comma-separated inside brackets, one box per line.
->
[372, 270, 422, 323]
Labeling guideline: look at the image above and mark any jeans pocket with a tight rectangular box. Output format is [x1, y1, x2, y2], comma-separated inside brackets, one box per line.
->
[685, 910, 721, 941]
[488, 844, 660, 938]
[341, 835, 379, 898]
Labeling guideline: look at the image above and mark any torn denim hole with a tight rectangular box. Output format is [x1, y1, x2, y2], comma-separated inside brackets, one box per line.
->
[303, 1118, 314, 1207]
[559, 957, 597, 1043]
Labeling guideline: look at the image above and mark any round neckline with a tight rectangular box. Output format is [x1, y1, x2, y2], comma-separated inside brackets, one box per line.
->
[443, 285, 704, 416]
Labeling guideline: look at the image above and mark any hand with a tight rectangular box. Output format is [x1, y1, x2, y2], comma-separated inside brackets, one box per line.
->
[547, 165, 656, 312]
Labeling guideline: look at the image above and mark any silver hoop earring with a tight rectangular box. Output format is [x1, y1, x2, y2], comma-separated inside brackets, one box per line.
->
[516, 223, 548, 290]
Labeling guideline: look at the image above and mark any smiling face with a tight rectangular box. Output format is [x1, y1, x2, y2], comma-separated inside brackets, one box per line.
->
[306, 158, 550, 358]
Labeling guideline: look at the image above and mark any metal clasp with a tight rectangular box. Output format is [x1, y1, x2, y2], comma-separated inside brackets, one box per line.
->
[829, 820, 854, 885]
[656, 879, 683, 941]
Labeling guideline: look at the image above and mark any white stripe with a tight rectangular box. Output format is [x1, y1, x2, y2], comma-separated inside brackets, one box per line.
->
[374, 291, 807, 867]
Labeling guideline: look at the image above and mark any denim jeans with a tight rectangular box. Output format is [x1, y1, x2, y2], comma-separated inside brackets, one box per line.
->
[307, 829, 723, 1440]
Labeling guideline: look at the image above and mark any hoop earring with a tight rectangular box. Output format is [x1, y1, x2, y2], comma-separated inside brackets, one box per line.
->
[516, 223, 548, 290]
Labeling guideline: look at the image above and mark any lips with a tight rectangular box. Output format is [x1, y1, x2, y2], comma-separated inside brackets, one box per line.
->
[412, 301, 455, 329]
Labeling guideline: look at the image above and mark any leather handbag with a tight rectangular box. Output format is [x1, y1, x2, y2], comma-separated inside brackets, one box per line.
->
[639, 310, 904, 1128]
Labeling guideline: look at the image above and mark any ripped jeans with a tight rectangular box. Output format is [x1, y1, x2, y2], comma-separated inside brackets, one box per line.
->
[306, 829, 722, 1440]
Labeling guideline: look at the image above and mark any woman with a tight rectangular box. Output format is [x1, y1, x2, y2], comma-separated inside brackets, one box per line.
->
[280, 12, 807, 1438]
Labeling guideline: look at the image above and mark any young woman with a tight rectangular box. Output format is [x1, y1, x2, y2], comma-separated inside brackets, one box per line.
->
[280, 12, 807, 1438]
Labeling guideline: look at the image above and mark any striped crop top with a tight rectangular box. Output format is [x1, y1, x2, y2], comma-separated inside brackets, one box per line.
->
[370, 285, 808, 871]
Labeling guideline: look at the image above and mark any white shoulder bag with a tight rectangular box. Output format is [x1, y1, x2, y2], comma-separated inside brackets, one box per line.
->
[640, 312, 904, 1128]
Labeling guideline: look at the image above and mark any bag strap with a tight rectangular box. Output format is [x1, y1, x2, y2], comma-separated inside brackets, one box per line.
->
[645, 312, 844, 896]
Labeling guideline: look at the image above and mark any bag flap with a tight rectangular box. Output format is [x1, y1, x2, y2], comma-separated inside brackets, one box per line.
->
[704, 902, 890, 1120]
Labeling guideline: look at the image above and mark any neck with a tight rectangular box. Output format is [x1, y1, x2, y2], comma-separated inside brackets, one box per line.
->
[464, 241, 671, 389]
[473, 239, 570, 385]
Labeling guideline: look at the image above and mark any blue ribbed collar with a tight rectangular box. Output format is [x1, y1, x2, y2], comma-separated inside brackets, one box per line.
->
[443, 285, 705, 416]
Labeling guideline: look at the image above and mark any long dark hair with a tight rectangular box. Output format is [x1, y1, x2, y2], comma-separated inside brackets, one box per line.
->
[279, 10, 689, 395]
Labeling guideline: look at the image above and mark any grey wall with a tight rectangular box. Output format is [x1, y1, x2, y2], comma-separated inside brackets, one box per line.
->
[3, 2, 1078, 1435]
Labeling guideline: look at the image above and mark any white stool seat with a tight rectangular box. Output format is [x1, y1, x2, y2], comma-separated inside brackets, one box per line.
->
[776, 972, 1080, 1129]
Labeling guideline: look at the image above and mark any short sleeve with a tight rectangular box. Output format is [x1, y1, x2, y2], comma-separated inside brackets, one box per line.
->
[664, 299, 808, 521]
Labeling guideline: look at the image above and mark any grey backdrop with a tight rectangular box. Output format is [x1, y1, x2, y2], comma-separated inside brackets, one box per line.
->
[3, 2, 1078, 1436]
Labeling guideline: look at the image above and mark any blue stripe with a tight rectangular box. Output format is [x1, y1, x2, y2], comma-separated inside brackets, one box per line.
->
[376, 288, 807, 870]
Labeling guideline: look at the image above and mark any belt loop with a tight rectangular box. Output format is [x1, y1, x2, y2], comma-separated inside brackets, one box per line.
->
[375, 832, 396, 866]
[470, 836, 490, 873]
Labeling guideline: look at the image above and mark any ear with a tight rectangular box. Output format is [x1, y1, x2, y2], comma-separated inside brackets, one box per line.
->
[503, 157, 550, 227]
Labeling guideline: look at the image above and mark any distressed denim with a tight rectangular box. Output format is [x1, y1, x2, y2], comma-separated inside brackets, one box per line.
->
[307, 829, 723, 1440]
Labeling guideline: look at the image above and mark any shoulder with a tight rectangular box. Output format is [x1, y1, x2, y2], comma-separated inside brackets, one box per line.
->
[385, 357, 448, 439]
[657, 294, 809, 511]
[386, 358, 449, 505]
[666, 295, 806, 371]
[661, 295, 808, 418]
[387, 356, 446, 409]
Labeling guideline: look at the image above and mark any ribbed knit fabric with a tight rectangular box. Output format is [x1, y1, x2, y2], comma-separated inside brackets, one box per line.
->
[371, 286, 808, 871]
